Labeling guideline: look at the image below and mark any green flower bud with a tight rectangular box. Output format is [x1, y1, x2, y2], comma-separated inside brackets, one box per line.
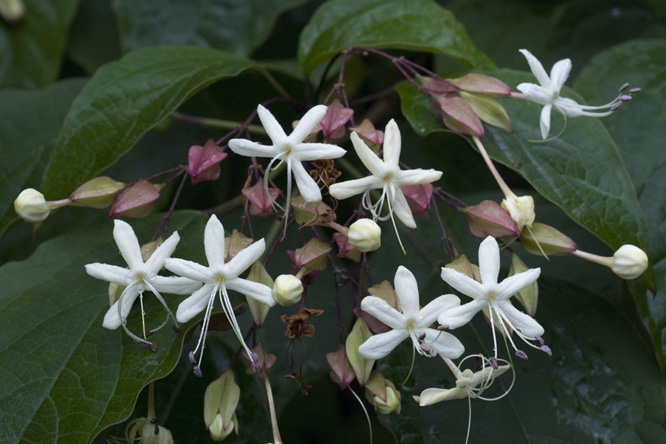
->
[348, 218, 381, 253]
[272, 274, 303, 306]
[14, 188, 50, 222]
[612, 245, 648, 280]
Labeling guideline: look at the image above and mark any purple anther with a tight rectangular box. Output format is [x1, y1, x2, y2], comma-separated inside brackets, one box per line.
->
[418, 332, 426, 341]
[541, 345, 552, 357]
[420, 343, 432, 353]
[488, 357, 499, 369]
[193, 366, 203, 377]
[618, 82, 630, 93]
[535, 335, 545, 346]
[611, 103, 622, 112]
[437, 325, 449, 331]
[429, 349, 437, 358]
[515, 349, 529, 360]
[619, 95, 632, 101]
[188, 351, 196, 363]
[629, 87, 641, 94]
[172, 325, 181, 333]
[150, 343, 158, 353]
[251, 352, 260, 373]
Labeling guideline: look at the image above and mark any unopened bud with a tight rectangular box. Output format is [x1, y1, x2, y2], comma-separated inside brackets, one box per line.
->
[109, 180, 162, 219]
[501, 195, 535, 232]
[612, 245, 648, 280]
[272, 274, 303, 306]
[460, 200, 519, 239]
[520, 223, 577, 256]
[402, 183, 433, 217]
[288, 238, 331, 272]
[204, 370, 240, 441]
[0, 0, 25, 23]
[188, 140, 227, 184]
[348, 218, 381, 253]
[209, 413, 237, 441]
[291, 195, 336, 225]
[365, 371, 401, 415]
[14, 188, 50, 222]
[139, 421, 174, 444]
[69, 176, 126, 208]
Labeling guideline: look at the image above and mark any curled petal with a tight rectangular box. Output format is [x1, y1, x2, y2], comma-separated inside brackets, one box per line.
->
[291, 161, 322, 202]
[422, 328, 465, 359]
[102, 284, 140, 329]
[417, 387, 467, 406]
[516, 83, 552, 106]
[539, 104, 552, 140]
[361, 296, 406, 330]
[176, 284, 216, 323]
[358, 329, 409, 360]
[438, 299, 486, 329]
[496, 301, 544, 338]
[390, 187, 416, 228]
[329, 176, 382, 200]
[226, 278, 275, 306]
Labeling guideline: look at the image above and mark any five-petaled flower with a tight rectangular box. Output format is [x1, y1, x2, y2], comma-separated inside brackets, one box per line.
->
[517, 49, 626, 139]
[228, 104, 346, 221]
[329, 119, 442, 229]
[438, 236, 549, 360]
[85, 220, 201, 345]
[358, 265, 464, 360]
[164, 214, 275, 376]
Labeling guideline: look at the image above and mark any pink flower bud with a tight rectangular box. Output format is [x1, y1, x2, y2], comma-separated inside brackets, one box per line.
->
[188, 139, 227, 184]
[241, 182, 280, 217]
[401, 183, 433, 217]
[327, 346, 356, 390]
[460, 200, 520, 239]
[333, 232, 361, 262]
[350, 119, 384, 147]
[287, 238, 331, 272]
[320, 99, 354, 139]
[109, 180, 161, 219]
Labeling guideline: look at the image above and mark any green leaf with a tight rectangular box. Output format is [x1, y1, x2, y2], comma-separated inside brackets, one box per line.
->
[112, 0, 307, 56]
[575, 39, 666, 381]
[41, 46, 255, 199]
[0, 0, 80, 88]
[0, 79, 87, 231]
[297, 0, 494, 76]
[396, 71, 650, 256]
[0, 212, 204, 444]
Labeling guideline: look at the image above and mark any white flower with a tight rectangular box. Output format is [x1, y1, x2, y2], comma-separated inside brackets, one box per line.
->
[228, 104, 346, 208]
[164, 214, 275, 375]
[358, 266, 464, 360]
[329, 119, 442, 229]
[415, 355, 512, 406]
[438, 236, 547, 359]
[501, 194, 535, 232]
[517, 49, 624, 139]
[612, 244, 648, 280]
[85, 220, 200, 345]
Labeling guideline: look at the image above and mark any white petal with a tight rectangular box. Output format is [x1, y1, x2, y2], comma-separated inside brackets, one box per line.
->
[549, 58, 571, 92]
[516, 83, 553, 106]
[226, 278, 275, 306]
[555, 97, 585, 117]
[382, 119, 401, 166]
[85, 263, 131, 285]
[102, 283, 140, 329]
[228, 138, 280, 158]
[519, 49, 552, 89]
[292, 142, 346, 161]
[361, 296, 406, 330]
[113, 220, 143, 270]
[291, 161, 322, 202]
[151, 275, 202, 295]
[204, 214, 225, 269]
[422, 328, 465, 359]
[164, 258, 212, 282]
[394, 168, 442, 186]
[351, 132, 386, 176]
[145, 231, 181, 275]
[539, 104, 552, 140]
[496, 301, 544, 338]
[417, 387, 467, 405]
[438, 299, 486, 329]
[390, 187, 416, 228]
[257, 104, 288, 144]
[496, 268, 540, 301]
[394, 266, 420, 318]
[440, 267, 487, 300]
[176, 284, 216, 323]
[225, 238, 265, 278]
[358, 329, 409, 360]
[288, 105, 327, 143]
[329, 176, 383, 200]
[478, 236, 500, 287]
[417, 294, 460, 327]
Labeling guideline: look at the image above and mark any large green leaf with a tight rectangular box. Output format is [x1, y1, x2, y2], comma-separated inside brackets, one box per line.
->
[368, 216, 665, 443]
[0, 79, 87, 232]
[0, 212, 205, 444]
[0, 0, 80, 88]
[297, 0, 494, 76]
[41, 46, 255, 199]
[575, 39, 666, 381]
[111, 0, 307, 56]
[396, 71, 650, 256]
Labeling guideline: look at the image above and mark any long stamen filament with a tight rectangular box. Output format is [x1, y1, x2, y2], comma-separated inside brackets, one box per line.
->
[219, 286, 255, 364]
